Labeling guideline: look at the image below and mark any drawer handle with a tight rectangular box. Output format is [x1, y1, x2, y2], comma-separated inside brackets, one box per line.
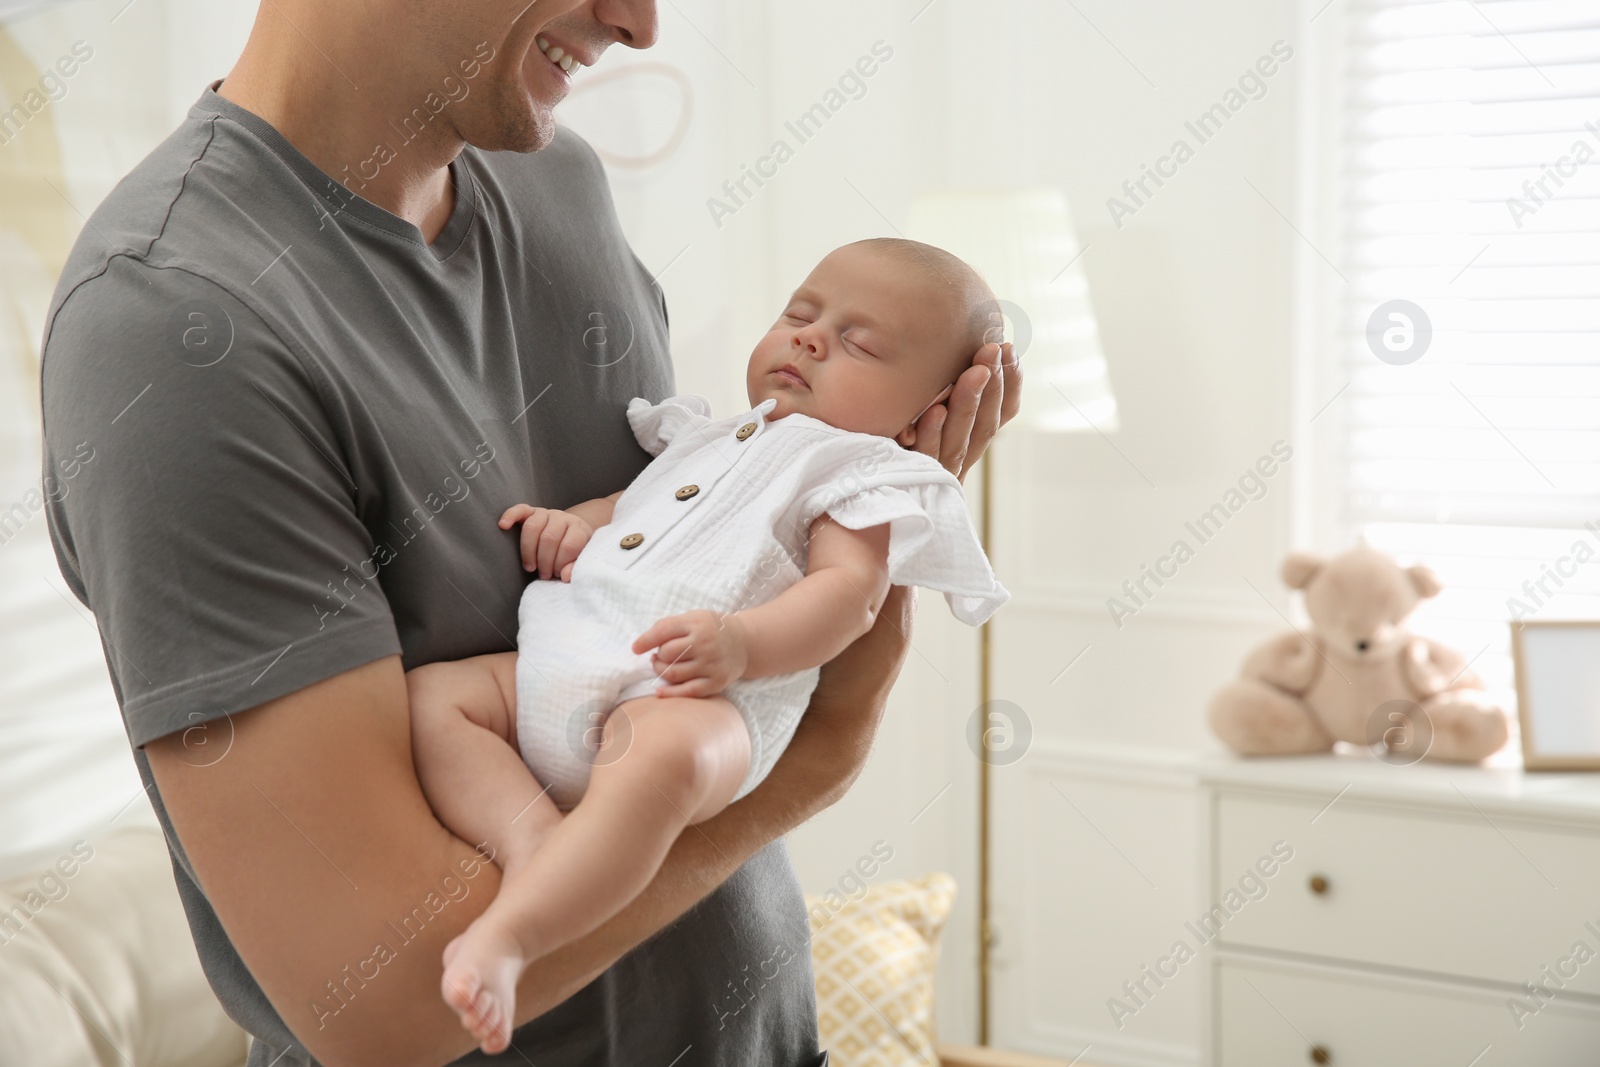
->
[1308, 874, 1330, 896]
[1309, 1046, 1332, 1064]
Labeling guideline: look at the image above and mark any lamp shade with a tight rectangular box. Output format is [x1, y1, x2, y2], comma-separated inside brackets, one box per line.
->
[909, 188, 1117, 433]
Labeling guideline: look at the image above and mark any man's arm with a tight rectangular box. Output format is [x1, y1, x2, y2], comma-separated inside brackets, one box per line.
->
[147, 586, 915, 1067]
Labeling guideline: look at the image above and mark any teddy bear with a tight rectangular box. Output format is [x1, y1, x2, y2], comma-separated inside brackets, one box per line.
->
[1208, 544, 1509, 763]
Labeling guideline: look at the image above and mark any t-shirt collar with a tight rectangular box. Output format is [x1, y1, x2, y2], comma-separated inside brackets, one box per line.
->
[192, 82, 477, 260]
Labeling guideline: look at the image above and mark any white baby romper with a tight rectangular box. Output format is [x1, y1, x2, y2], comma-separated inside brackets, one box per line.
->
[515, 394, 1009, 809]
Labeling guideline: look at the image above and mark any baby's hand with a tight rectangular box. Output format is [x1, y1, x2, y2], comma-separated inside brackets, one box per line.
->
[632, 610, 749, 698]
[499, 504, 592, 581]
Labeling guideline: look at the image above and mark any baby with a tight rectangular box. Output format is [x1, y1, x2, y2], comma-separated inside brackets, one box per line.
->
[405, 237, 1010, 1053]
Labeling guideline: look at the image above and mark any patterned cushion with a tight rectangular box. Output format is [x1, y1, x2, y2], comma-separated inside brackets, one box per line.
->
[806, 873, 958, 1067]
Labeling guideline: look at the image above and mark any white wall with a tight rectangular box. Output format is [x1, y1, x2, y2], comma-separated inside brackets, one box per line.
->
[924, 1, 1308, 1062]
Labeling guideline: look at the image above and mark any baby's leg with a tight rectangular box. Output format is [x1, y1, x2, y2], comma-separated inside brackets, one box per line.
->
[407, 652, 563, 875]
[440, 694, 750, 1054]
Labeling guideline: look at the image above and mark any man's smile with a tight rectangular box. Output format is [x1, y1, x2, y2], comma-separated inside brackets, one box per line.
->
[536, 34, 593, 81]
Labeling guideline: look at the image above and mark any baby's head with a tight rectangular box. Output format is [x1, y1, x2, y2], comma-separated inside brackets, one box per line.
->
[746, 239, 999, 444]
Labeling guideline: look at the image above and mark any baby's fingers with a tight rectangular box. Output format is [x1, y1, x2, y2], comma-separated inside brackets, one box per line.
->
[633, 615, 689, 654]
[656, 678, 716, 699]
[536, 522, 566, 579]
[656, 633, 694, 659]
[499, 503, 537, 529]
[554, 525, 589, 577]
[519, 512, 551, 572]
[652, 651, 703, 685]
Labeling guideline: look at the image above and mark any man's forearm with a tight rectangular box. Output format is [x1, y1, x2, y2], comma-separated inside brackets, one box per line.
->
[510, 584, 916, 1022]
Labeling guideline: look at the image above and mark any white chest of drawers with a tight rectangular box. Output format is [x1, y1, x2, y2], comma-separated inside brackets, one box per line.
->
[1198, 752, 1600, 1066]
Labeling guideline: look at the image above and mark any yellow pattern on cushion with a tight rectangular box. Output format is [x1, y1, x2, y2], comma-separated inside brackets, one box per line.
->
[805, 873, 958, 1067]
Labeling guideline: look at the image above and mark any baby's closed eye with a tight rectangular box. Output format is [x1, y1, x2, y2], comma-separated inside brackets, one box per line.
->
[841, 332, 878, 357]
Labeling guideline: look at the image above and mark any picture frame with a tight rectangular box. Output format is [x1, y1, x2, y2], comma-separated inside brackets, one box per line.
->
[1511, 619, 1600, 772]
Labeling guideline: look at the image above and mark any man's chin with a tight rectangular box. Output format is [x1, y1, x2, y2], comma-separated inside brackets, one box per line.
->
[465, 94, 557, 154]
[461, 58, 564, 153]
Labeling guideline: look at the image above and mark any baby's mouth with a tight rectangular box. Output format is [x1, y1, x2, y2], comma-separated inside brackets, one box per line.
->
[773, 364, 808, 389]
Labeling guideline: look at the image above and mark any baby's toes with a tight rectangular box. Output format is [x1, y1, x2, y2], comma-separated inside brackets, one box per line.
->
[473, 989, 511, 1054]
[441, 963, 482, 1023]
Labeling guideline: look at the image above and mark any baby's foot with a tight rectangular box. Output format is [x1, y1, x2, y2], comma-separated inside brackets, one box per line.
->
[441, 918, 528, 1055]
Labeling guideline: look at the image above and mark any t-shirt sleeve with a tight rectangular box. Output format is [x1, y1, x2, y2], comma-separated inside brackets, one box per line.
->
[626, 393, 713, 456]
[41, 260, 401, 747]
[797, 442, 1010, 626]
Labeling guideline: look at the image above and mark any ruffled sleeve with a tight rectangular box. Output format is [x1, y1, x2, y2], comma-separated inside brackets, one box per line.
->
[627, 394, 713, 456]
[802, 448, 1010, 627]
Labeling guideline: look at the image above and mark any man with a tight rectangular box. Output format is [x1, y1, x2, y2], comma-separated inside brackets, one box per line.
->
[40, 1, 1018, 1064]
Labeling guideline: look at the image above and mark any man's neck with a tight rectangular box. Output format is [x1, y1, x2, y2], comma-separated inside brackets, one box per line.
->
[218, 8, 461, 243]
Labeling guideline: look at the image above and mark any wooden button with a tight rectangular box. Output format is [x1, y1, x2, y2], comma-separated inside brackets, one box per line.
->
[675, 484, 700, 501]
[1308, 874, 1329, 896]
[619, 533, 644, 549]
[735, 422, 757, 441]
[1309, 1046, 1331, 1065]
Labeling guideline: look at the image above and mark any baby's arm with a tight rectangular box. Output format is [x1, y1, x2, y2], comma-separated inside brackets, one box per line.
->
[500, 491, 622, 581]
[633, 518, 891, 697]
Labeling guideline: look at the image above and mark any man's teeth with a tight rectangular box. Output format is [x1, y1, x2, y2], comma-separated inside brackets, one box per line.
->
[536, 36, 579, 73]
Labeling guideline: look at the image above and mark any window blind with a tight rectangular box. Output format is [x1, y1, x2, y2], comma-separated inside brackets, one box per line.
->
[1336, 0, 1600, 699]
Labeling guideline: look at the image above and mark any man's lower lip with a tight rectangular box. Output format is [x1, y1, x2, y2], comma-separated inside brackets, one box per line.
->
[538, 51, 571, 83]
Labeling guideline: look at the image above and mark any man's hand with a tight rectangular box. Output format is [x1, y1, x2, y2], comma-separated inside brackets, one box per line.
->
[633, 610, 749, 697]
[499, 504, 593, 581]
[910, 340, 1022, 482]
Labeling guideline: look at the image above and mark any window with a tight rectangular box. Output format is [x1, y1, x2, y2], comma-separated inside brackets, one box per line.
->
[1331, 0, 1600, 704]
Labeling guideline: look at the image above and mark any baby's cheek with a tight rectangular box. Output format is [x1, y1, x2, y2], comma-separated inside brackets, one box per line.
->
[829, 374, 906, 435]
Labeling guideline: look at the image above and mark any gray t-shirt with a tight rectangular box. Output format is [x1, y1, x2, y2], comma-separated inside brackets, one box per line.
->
[41, 87, 822, 1067]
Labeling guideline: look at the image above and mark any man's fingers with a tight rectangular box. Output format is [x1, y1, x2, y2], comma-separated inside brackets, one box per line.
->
[941, 361, 991, 478]
[996, 339, 1022, 428]
[961, 343, 1006, 480]
[912, 403, 947, 462]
